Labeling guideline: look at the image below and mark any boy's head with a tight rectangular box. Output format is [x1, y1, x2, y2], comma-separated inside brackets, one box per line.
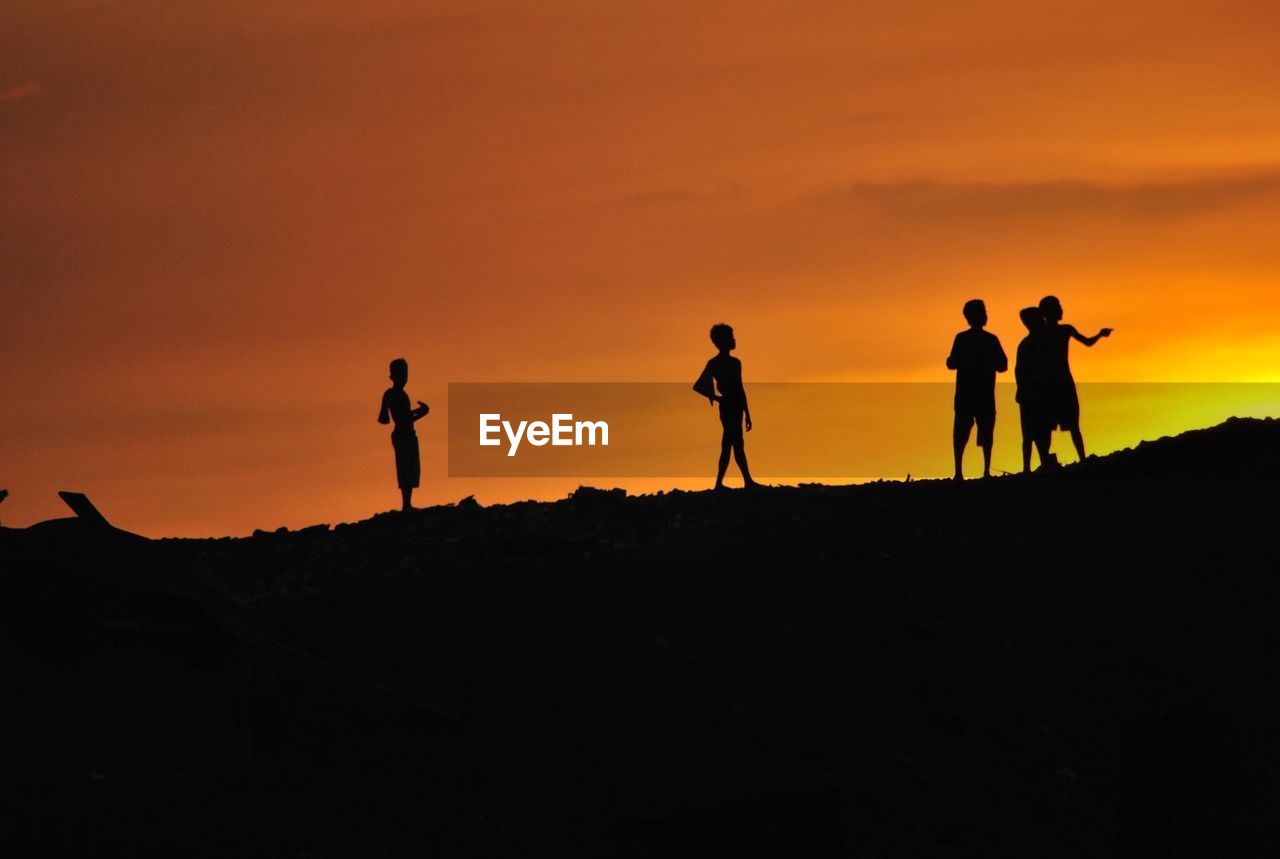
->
[709, 323, 735, 352]
[962, 299, 987, 328]
[1038, 295, 1063, 322]
[389, 358, 408, 386]
[1019, 306, 1044, 331]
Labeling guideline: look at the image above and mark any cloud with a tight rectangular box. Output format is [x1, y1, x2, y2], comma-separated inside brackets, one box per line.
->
[616, 184, 749, 208]
[0, 81, 43, 104]
[813, 173, 1280, 222]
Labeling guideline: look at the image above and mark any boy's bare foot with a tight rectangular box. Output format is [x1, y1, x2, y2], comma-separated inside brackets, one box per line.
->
[953, 472, 964, 481]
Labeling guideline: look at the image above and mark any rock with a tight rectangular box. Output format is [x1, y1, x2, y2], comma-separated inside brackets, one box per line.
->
[569, 486, 626, 503]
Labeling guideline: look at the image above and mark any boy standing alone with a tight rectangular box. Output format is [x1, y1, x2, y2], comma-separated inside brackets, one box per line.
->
[946, 299, 1008, 480]
[694, 323, 760, 491]
[377, 358, 430, 512]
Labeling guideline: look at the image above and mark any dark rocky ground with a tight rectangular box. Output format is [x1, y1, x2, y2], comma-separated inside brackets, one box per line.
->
[6, 417, 1280, 857]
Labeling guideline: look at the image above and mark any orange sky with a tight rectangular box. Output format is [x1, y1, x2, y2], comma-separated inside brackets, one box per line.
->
[3, 1, 1280, 535]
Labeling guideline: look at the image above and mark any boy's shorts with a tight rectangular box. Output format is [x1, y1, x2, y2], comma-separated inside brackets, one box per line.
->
[1043, 380, 1081, 432]
[719, 403, 745, 446]
[392, 430, 421, 489]
[956, 410, 996, 447]
[1019, 400, 1046, 439]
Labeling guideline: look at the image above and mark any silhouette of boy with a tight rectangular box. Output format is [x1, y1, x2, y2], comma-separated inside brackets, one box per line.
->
[1037, 295, 1112, 462]
[694, 323, 759, 490]
[1015, 307, 1054, 474]
[946, 299, 1008, 480]
[377, 358, 430, 512]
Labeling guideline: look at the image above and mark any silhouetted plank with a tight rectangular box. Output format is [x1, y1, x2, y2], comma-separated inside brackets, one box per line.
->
[58, 491, 111, 528]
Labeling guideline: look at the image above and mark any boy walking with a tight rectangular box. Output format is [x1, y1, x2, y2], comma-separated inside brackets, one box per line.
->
[694, 323, 760, 490]
[946, 299, 1008, 480]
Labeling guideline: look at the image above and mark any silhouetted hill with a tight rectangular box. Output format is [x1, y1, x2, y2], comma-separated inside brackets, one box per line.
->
[6, 417, 1280, 856]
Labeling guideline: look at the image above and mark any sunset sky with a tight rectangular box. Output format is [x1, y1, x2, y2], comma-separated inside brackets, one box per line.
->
[4, 1, 1280, 535]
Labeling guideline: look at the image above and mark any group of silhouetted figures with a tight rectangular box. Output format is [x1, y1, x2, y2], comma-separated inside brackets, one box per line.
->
[947, 295, 1112, 480]
[686, 296, 1113, 488]
[376, 297, 1112, 510]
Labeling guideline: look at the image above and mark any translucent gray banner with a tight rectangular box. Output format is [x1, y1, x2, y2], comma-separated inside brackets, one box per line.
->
[446, 382, 1280, 478]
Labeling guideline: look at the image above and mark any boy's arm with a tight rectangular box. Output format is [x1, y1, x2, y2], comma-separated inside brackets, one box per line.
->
[742, 376, 752, 431]
[692, 361, 718, 404]
[945, 334, 961, 370]
[377, 391, 391, 424]
[412, 401, 430, 421]
[994, 338, 1009, 373]
[1070, 325, 1114, 347]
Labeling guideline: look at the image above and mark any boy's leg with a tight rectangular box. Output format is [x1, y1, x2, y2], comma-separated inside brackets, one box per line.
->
[400, 487, 413, 511]
[732, 441, 758, 487]
[977, 412, 995, 477]
[1034, 431, 1052, 468]
[1070, 427, 1086, 461]
[952, 413, 970, 480]
[716, 439, 731, 489]
[1020, 405, 1034, 472]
